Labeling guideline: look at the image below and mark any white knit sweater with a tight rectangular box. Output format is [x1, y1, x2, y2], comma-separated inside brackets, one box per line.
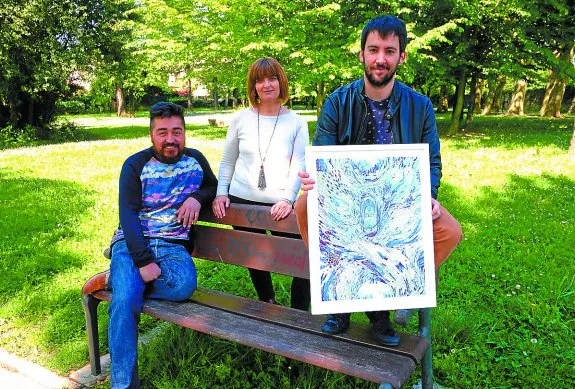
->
[216, 108, 309, 204]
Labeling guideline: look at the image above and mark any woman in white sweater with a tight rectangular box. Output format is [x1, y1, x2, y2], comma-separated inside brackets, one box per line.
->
[212, 57, 310, 310]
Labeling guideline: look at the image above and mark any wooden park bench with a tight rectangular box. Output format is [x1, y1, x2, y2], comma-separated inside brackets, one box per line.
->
[82, 203, 434, 388]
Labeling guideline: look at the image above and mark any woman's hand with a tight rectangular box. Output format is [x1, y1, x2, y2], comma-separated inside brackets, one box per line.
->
[212, 195, 230, 218]
[270, 200, 292, 221]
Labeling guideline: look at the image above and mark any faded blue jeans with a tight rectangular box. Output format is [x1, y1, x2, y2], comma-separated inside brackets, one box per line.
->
[109, 239, 197, 389]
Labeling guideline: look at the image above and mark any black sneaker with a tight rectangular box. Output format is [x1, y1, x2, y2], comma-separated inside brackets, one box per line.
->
[321, 313, 350, 334]
[371, 315, 400, 346]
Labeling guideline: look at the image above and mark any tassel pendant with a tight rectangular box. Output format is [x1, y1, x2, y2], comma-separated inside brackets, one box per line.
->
[258, 164, 266, 190]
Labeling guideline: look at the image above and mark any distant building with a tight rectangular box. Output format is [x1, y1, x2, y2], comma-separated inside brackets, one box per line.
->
[168, 72, 209, 98]
[67, 71, 91, 92]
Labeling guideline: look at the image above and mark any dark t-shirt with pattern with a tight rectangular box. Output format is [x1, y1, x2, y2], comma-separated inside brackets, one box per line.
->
[361, 96, 393, 145]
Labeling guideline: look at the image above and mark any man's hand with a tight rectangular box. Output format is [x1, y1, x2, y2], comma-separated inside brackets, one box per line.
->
[175, 197, 202, 228]
[270, 200, 292, 221]
[212, 195, 230, 218]
[139, 262, 161, 283]
[298, 171, 315, 192]
[431, 198, 441, 220]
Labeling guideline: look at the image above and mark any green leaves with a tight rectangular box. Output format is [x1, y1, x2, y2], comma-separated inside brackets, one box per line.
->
[0, 0, 124, 129]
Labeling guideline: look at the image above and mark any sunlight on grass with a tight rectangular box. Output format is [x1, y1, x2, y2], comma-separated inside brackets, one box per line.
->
[0, 112, 574, 387]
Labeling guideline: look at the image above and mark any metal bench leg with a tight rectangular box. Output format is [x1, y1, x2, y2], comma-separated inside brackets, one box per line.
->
[419, 308, 433, 389]
[394, 309, 415, 326]
[82, 294, 102, 376]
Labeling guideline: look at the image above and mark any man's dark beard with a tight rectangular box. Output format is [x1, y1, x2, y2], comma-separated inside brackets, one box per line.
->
[364, 63, 396, 88]
[157, 154, 183, 164]
[154, 145, 184, 164]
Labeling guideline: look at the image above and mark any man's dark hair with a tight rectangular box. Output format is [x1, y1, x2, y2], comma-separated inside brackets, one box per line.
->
[361, 15, 408, 53]
[149, 102, 185, 130]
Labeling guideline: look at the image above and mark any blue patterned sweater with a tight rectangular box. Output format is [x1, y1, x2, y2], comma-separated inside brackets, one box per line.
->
[111, 147, 217, 267]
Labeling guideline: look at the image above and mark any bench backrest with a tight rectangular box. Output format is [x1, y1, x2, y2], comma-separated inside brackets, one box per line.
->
[193, 203, 309, 279]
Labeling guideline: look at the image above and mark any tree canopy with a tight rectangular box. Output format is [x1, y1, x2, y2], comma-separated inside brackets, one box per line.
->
[0, 0, 125, 136]
[1, 0, 574, 136]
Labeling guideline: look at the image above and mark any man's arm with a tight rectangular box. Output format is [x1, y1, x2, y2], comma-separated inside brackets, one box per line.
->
[421, 99, 442, 199]
[175, 149, 218, 227]
[283, 116, 310, 201]
[189, 149, 217, 206]
[312, 96, 339, 146]
[118, 156, 155, 268]
[298, 95, 339, 191]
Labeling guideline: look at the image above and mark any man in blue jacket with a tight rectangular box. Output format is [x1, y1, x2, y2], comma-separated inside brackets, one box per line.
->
[107, 102, 216, 388]
[295, 15, 462, 347]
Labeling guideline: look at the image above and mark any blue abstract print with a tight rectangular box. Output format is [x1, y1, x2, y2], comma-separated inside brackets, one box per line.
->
[316, 156, 426, 302]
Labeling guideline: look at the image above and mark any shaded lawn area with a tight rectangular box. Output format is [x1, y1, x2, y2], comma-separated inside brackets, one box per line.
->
[0, 112, 573, 387]
[73, 124, 227, 142]
[57, 108, 236, 122]
[437, 114, 573, 149]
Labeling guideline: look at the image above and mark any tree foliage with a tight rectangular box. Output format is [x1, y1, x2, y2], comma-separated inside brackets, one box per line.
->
[2, 0, 575, 138]
[0, 0, 119, 136]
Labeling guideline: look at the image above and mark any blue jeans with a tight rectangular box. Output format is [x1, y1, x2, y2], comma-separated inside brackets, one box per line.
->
[108, 239, 197, 389]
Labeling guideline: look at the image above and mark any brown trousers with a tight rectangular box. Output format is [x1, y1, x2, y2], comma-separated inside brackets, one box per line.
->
[294, 192, 462, 270]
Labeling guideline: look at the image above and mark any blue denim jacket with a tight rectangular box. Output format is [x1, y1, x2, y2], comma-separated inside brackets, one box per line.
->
[313, 78, 442, 199]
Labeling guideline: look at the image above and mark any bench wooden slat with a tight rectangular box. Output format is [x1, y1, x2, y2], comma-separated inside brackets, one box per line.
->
[85, 203, 433, 387]
[92, 290, 415, 387]
[198, 203, 301, 234]
[191, 288, 428, 363]
[192, 226, 309, 278]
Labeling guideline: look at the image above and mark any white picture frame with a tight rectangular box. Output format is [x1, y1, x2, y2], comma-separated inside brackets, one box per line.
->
[305, 144, 436, 315]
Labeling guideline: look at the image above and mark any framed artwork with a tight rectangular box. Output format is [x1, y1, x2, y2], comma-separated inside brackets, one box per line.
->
[305, 144, 436, 315]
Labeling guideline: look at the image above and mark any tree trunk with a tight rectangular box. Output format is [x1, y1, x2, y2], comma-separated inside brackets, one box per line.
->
[115, 83, 126, 117]
[8, 90, 56, 137]
[187, 79, 193, 111]
[225, 89, 230, 109]
[448, 69, 466, 136]
[474, 78, 484, 113]
[437, 85, 448, 113]
[232, 88, 238, 109]
[8, 100, 19, 128]
[540, 73, 566, 118]
[506, 79, 527, 116]
[540, 69, 557, 117]
[128, 90, 135, 113]
[540, 46, 574, 118]
[482, 78, 496, 115]
[26, 96, 35, 126]
[491, 74, 506, 112]
[465, 74, 478, 127]
[568, 96, 575, 114]
[212, 78, 219, 110]
[34, 92, 57, 138]
[423, 85, 430, 97]
[316, 80, 325, 117]
[8, 92, 25, 128]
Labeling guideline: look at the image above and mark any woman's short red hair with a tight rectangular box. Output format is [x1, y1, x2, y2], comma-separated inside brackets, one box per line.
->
[247, 57, 289, 107]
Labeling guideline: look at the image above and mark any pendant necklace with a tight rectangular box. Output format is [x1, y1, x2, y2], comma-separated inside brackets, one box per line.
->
[257, 105, 282, 190]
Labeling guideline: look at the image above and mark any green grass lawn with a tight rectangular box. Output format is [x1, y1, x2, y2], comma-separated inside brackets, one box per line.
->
[0, 112, 574, 387]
